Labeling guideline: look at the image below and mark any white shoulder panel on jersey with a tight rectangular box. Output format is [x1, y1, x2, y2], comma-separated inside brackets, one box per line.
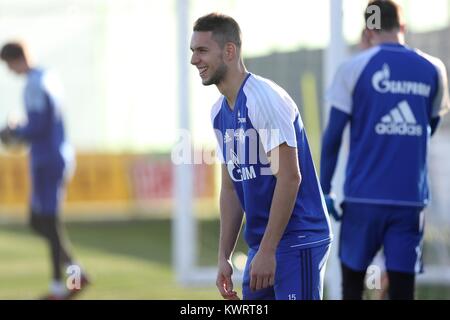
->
[326, 46, 381, 115]
[210, 96, 225, 163]
[210, 96, 223, 124]
[42, 70, 64, 112]
[415, 49, 450, 118]
[244, 74, 299, 153]
[25, 71, 47, 113]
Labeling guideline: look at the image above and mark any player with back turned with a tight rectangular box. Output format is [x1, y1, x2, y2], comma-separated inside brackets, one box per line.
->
[321, 0, 450, 299]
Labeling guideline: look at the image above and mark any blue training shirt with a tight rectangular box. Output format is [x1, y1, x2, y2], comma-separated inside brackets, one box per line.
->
[211, 73, 332, 250]
[13, 68, 74, 170]
[326, 43, 450, 207]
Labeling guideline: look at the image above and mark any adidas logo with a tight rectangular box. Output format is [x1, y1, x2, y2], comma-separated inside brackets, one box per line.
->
[375, 100, 423, 136]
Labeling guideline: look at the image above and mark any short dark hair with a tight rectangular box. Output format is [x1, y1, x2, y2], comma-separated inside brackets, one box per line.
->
[193, 13, 242, 50]
[365, 0, 403, 32]
[0, 42, 26, 61]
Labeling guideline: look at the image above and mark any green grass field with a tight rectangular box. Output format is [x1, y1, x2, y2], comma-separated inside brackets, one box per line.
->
[0, 218, 246, 300]
[1, 218, 449, 300]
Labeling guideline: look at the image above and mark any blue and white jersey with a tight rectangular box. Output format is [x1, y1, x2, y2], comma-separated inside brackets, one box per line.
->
[211, 73, 332, 250]
[326, 43, 450, 207]
[14, 68, 74, 171]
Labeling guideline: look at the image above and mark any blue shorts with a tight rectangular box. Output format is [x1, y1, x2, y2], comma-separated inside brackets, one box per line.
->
[30, 163, 65, 215]
[339, 202, 424, 274]
[242, 243, 330, 300]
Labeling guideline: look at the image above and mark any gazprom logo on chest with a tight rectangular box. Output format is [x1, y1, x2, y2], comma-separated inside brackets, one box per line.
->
[227, 150, 257, 182]
[372, 64, 431, 97]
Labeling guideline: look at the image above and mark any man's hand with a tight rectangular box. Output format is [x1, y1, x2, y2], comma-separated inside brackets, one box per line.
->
[0, 126, 13, 145]
[0, 125, 24, 147]
[325, 194, 341, 221]
[249, 249, 276, 292]
[216, 258, 240, 300]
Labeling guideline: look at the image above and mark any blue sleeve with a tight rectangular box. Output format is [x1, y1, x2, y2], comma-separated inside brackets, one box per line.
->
[13, 109, 50, 142]
[320, 107, 350, 194]
[12, 79, 51, 142]
[430, 117, 441, 137]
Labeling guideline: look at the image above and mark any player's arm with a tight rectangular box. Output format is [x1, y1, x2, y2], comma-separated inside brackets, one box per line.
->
[217, 164, 244, 300]
[320, 107, 350, 220]
[249, 143, 301, 291]
[12, 110, 50, 142]
[429, 56, 450, 136]
[320, 107, 350, 194]
[11, 83, 50, 142]
[320, 57, 359, 219]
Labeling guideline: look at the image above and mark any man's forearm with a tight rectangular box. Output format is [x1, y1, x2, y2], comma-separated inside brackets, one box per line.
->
[320, 107, 349, 194]
[218, 188, 244, 261]
[13, 113, 48, 142]
[259, 175, 300, 253]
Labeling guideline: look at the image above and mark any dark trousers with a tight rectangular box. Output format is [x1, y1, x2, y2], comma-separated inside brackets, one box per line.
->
[30, 213, 74, 281]
[342, 263, 415, 300]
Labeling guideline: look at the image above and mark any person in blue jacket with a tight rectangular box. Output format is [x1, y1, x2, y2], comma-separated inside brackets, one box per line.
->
[0, 41, 89, 300]
[321, 0, 449, 299]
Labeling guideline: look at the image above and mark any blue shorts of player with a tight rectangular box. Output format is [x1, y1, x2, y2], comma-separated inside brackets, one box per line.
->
[242, 243, 330, 300]
[339, 202, 424, 274]
[30, 161, 65, 215]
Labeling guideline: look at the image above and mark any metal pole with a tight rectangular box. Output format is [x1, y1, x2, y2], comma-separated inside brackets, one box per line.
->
[323, 0, 348, 300]
[173, 0, 195, 285]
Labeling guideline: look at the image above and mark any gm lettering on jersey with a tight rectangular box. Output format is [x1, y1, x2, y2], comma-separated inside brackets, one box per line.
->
[216, 127, 278, 180]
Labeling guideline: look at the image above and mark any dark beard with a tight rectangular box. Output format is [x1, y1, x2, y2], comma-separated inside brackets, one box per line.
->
[203, 62, 228, 86]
